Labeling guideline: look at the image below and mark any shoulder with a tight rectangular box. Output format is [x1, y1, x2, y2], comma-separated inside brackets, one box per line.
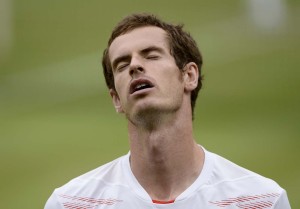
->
[64, 154, 128, 190]
[203, 150, 291, 208]
[208, 152, 278, 187]
[207, 150, 283, 190]
[45, 154, 129, 209]
[198, 150, 290, 209]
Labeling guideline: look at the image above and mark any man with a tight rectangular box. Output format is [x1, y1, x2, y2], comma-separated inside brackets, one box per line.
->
[45, 14, 291, 208]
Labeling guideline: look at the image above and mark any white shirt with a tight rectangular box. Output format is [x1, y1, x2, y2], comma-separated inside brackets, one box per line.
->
[45, 148, 291, 209]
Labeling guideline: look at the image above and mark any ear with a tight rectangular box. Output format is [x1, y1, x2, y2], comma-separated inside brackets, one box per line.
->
[109, 89, 124, 113]
[183, 62, 199, 92]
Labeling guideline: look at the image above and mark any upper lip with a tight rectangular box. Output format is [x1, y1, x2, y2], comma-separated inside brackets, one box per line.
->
[129, 78, 154, 94]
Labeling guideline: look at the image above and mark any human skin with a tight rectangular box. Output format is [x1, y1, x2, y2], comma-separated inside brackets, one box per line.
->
[108, 26, 204, 201]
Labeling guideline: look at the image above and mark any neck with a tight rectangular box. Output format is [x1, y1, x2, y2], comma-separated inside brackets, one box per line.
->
[128, 108, 204, 201]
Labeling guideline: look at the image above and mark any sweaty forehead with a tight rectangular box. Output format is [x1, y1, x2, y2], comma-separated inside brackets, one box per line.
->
[108, 26, 170, 61]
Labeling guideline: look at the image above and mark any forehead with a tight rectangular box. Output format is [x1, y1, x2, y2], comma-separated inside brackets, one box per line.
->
[108, 26, 169, 60]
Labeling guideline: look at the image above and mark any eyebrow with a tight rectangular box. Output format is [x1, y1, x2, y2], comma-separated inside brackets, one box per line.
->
[111, 46, 165, 70]
[140, 46, 164, 55]
[112, 54, 131, 71]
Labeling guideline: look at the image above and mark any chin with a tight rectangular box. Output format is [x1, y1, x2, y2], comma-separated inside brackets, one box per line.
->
[131, 103, 178, 123]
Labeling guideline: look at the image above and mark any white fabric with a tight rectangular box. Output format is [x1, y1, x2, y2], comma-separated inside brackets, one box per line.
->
[45, 148, 291, 208]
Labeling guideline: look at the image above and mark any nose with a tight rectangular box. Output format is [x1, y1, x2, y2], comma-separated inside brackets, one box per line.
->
[129, 56, 144, 76]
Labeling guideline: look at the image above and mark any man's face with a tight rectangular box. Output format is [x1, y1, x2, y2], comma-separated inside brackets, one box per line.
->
[108, 26, 186, 122]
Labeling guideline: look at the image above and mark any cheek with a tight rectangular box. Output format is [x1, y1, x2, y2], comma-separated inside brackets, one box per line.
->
[161, 64, 183, 84]
[114, 75, 128, 98]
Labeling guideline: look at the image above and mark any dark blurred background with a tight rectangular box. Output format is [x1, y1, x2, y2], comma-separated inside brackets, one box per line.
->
[0, 0, 299, 208]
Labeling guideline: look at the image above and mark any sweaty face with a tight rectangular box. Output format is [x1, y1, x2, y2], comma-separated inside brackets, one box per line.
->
[108, 26, 186, 123]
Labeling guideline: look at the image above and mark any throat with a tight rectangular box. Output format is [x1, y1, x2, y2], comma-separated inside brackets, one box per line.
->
[130, 139, 204, 203]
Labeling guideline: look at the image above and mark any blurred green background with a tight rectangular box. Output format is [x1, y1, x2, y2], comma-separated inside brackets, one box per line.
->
[0, 0, 299, 208]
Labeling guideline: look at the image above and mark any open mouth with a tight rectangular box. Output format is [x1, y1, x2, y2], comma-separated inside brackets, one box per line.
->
[130, 79, 154, 94]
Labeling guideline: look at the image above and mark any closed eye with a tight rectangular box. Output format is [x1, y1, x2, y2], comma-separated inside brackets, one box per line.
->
[146, 54, 160, 60]
[116, 62, 129, 71]
[141, 46, 163, 60]
[112, 54, 131, 72]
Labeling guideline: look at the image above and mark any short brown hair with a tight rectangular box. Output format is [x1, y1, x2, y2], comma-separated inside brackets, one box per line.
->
[102, 13, 203, 118]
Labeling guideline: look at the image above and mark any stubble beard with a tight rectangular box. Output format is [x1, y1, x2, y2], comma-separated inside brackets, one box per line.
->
[126, 100, 182, 131]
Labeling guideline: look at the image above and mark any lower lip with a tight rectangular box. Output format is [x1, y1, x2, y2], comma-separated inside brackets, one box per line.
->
[130, 87, 153, 96]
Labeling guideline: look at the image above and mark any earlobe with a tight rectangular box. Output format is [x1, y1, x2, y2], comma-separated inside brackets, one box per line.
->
[109, 89, 124, 113]
[183, 62, 199, 92]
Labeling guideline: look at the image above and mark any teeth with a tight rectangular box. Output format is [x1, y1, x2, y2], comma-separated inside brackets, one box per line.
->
[131, 82, 153, 94]
[135, 84, 147, 90]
